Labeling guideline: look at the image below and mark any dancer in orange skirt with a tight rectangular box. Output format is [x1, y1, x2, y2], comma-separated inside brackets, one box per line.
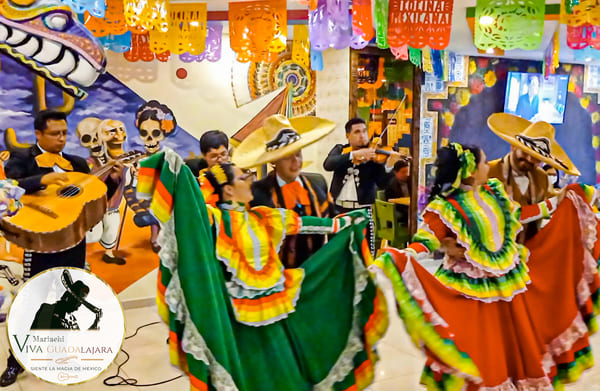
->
[372, 142, 600, 390]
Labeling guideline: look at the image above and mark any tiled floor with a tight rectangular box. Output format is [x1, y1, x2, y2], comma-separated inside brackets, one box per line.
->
[0, 264, 599, 390]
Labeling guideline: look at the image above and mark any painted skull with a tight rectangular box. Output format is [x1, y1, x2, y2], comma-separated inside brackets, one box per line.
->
[138, 118, 164, 155]
[76, 117, 104, 158]
[98, 119, 126, 158]
[135, 100, 176, 155]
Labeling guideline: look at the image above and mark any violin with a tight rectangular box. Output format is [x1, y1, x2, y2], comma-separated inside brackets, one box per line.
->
[342, 137, 406, 165]
[370, 136, 405, 164]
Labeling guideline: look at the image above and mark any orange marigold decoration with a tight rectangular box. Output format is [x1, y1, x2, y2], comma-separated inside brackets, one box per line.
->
[229, 0, 287, 63]
[84, 0, 128, 38]
[148, 2, 207, 55]
[124, 31, 170, 62]
[387, 0, 454, 49]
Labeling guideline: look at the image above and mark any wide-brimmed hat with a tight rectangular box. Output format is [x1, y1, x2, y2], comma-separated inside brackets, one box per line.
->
[487, 113, 580, 176]
[61, 269, 90, 302]
[231, 114, 336, 169]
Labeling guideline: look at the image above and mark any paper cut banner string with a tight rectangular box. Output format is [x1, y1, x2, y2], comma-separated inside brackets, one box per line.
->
[179, 22, 223, 62]
[373, 0, 389, 48]
[387, 0, 454, 49]
[390, 44, 408, 60]
[60, 0, 105, 18]
[574, 46, 600, 62]
[229, 0, 287, 63]
[409, 47, 421, 67]
[562, 0, 600, 27]
[310, 49, 323, 71]
[567, 24, 600, 50]
[292, 25, 310, 67]
[99, 32, 131, 52]
[308, 0, 352, 51]
[84, 0, 127, 37]
[124, 31, 170, 62]
[352, 0, 374, 42]
[474, 0, 545, 50]
[148, 2, 207, 55]
[124, 0, 169, 32]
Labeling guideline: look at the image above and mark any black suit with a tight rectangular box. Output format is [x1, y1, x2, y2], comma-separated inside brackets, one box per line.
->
[5, 146, 90, 194]
[323, 144, 393, 255]
[30, 303, 79, 330]
[323, 144, 392, 206]
[250, 172, 333, 267]
[4, 145, 90, 277]
[184, 158, 208, 177]
[4, 145, 91, 371]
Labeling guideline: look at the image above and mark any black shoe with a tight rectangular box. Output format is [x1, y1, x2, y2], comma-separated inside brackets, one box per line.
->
[151, 242, 161, 253]
[0, 365, 23, 387]
[102, 253, 126, 265]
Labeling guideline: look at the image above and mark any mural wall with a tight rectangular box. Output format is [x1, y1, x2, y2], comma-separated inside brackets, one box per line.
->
[0, 54, 200, 159]
[0, 53, 200, 293]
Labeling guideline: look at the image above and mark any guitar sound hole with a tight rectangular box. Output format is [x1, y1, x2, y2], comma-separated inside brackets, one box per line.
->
[58, 185, 81, 198]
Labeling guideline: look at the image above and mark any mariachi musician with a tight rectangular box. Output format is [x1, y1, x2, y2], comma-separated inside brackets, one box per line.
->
[0, 110, 116, 387]
[323, 117, 404, 254]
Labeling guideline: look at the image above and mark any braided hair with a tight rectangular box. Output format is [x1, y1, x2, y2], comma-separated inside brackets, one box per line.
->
[135, 100, 177, 136]
[203, 163, 235, 204]
[429, 144, 482, 201]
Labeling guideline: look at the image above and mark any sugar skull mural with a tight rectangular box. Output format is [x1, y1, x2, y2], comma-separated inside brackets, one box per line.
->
[76, 117, 104, 161]
[134, 100, 176, 154]
[98, 119, 127, 158]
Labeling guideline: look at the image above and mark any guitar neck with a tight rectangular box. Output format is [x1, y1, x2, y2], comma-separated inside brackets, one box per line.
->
[89, 153, 144, 178]
[90, 161, 116, 178]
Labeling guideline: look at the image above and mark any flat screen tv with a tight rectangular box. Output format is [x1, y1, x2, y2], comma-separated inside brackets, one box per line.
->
[504, 72, 570, 124]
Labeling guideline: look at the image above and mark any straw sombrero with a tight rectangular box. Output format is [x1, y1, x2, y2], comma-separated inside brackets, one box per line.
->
[61, 269, 90, 303]
[232, 114, 336, 169]
[487, 113, 580, 176]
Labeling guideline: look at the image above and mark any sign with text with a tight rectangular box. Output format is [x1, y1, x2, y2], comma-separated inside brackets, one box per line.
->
[420, 117, 434, 159]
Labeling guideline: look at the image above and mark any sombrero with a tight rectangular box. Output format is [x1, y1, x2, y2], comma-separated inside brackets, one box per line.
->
[231, 114, 336, 169]
[61, 269, 90, 302]
[487, 113, 580, 176]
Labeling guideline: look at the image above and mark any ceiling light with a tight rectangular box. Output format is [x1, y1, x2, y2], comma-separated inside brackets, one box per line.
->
[479, 16, 495, 25]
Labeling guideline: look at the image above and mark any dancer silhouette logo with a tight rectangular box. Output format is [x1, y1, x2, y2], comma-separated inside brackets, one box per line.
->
[6, 268, 125, 385]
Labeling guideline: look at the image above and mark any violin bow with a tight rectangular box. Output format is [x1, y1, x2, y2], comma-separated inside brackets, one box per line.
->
[371, 94, 407, 148]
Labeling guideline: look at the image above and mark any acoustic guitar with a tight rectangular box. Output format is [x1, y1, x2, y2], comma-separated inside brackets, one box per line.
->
[0, 151, 144, 253]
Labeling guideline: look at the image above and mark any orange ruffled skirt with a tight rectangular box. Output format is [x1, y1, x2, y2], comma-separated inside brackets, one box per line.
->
[379, 185, 600, 390]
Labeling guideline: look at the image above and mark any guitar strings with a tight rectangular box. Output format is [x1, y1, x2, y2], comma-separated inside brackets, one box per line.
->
[42, 153, 143, 203]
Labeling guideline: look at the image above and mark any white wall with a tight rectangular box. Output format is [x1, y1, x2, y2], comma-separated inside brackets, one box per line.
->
[105, 36, 350, 177]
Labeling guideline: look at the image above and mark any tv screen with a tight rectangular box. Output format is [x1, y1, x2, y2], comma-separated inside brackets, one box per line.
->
[504, 72, 569, 124]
